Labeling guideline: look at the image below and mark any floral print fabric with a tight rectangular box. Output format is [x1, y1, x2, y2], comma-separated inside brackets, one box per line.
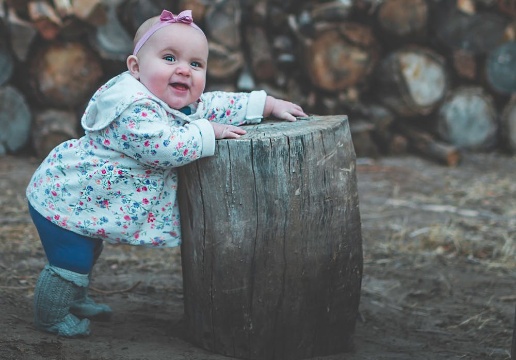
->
[27, 72, 266, 247]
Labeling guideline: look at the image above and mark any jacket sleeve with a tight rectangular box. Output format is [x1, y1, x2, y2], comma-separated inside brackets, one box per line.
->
[97, 99, 215, 168]
[200, 90, 267, 125]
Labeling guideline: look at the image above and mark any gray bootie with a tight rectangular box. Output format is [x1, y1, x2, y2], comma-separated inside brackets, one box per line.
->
[70, 290, 113, 321]
[33, 265, 91, 337]
[70, 241, 112, 321]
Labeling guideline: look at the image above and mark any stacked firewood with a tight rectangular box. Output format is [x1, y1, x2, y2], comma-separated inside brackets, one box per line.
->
[0, 0, 515, 165]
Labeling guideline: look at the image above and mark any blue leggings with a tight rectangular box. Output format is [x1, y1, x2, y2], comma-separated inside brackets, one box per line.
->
[28, 203, 103, 274]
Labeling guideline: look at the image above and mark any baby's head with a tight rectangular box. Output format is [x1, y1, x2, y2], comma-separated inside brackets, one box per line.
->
[127, 10, 208, 110]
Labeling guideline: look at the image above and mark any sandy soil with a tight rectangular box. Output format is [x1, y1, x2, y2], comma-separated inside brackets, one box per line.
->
[0, 152, 515, 360]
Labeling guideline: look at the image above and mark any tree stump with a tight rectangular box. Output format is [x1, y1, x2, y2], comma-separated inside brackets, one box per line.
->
[178, 116, 363, 360]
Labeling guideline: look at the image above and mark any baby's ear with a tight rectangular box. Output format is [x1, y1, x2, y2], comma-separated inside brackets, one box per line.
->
[126, 55, 140, 79]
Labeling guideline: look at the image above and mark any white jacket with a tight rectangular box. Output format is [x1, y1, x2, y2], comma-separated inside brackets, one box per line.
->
[27, 72, 266, 247]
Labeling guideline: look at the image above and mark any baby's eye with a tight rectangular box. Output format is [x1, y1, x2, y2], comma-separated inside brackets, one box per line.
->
[191, 61, 202, 68]
[164, 55, 176, 62]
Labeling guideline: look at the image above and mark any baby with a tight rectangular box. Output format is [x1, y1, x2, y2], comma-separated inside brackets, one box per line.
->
[26, 9, 307, 337]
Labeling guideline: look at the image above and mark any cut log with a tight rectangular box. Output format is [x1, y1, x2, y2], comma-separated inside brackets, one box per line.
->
[245, 26, 277, 82]
[179, 0, 207, 23]
[204, 0, 242, 50]
[304, 22, 379, 92]
[4, 7, 38, 61]
[207, 42, 244, 81]
[27, 0, 62, 40]
[437, 86, 498, 151]
[351, 102, 395, 152]
[27, 41, 103, 108]
[89, 0, 132, 61]
[309, 1, 354, 23]
[198, 0, 244, 79]
[0, 86, 32, 155]
[53, 0, 73, 18]
[498, 0, 516, 19]
[485, 41, 516, 95]
[71, 0, 107, 27]
[374, 46, 449, 117]
[349, 119, 380, 158]
[452, 49, 477, 80]
[376, 0, 429, 46]
[501, 96, 516, 153]
[179, 116, 363, 360]
[432, 6, 508, 55]
[0, 43, 14, 87]
[117, 0, 164, 37]
[397, 123, 461, 166]
[31, 108, 79, 158]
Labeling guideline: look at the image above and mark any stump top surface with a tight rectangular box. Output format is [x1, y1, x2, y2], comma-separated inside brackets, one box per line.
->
[231, 115, 348, 141]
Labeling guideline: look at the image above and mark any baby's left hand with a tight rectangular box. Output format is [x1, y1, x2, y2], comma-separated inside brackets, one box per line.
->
[265, 96, 308, 122]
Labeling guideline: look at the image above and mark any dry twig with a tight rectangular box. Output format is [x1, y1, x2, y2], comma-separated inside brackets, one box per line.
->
[90, 281, 141, 295]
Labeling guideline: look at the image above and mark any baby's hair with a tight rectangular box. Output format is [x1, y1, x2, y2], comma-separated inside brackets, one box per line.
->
[133, 16, 161, 51]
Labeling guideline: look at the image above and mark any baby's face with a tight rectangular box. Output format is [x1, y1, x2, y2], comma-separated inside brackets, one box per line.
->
[133, 24, 208, 110]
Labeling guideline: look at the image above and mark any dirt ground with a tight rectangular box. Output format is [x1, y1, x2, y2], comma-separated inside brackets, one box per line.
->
[0, 151, 515, 360]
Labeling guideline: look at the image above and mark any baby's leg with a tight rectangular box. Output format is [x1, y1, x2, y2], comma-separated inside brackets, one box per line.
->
[70, 242, 112, 321]
[33, 265, 90, 337]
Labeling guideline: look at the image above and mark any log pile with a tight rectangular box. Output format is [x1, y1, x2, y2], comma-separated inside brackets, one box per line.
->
[0, 0, 515, 165]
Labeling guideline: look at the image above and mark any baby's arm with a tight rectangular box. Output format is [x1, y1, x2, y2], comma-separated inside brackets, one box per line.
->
[211, 122, 247, 139]
[201, 91, 307, 127]
[263, 96, 307, 122]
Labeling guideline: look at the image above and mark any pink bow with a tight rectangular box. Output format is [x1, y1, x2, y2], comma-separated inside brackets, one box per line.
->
[133, 9, 203, 55]
[159, 10, 194, 25]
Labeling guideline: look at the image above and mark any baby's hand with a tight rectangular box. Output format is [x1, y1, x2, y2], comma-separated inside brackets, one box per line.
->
[265, 96, 308, 122]
[211, 122, 247, 139]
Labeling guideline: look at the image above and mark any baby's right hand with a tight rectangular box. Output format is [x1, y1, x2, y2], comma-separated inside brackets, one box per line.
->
[211, 122, 247, 139]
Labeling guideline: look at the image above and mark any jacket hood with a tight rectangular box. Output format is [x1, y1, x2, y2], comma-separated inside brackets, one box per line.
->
[81, 72, 203, 131]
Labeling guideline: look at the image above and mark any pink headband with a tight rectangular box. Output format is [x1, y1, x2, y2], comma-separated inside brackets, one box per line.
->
[133, 10, 203, 55]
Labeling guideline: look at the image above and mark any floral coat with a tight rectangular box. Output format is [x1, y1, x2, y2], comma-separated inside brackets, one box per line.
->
[26, 71, 267, 247]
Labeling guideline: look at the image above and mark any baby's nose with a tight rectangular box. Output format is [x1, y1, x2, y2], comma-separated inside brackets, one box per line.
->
[175, 63, 191, 75]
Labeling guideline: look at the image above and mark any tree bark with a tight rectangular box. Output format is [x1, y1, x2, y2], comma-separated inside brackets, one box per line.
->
[437, 86, 498, 151]
[179, 116, 363, 360]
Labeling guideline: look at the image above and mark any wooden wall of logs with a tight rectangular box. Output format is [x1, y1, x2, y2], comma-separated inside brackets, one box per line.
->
[1, 0, 515, 166]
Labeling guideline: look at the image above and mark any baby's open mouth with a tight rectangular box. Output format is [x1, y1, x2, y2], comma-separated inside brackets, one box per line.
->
[171, 83, 188, 91]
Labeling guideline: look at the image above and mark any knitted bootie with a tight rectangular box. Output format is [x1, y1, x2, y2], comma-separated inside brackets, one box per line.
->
[33, 265, 91, 337]
[70, 241, 112, 321]
[70, 290, 113, 321]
